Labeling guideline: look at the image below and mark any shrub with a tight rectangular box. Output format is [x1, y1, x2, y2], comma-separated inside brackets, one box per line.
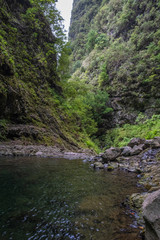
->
[104, 114, 160, 148]
[98, 64, 109, 86]
[95, 33, 109, 49]
[86, 29, 98, 52]
[84, 89, 112, 125]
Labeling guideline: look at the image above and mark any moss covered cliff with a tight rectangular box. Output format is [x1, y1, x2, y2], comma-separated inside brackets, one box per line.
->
[0, 0, 88, 149]
[69, 0, 160, 129]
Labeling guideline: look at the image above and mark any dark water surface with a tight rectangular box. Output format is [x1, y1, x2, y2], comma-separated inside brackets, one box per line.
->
[0, 157, 142, 240]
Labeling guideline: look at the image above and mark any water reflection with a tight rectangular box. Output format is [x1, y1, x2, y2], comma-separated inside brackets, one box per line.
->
[0, 157, 142, 239]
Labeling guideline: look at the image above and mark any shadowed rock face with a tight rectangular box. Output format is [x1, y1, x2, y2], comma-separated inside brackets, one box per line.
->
[143, 189, 160, 240]
[0, 0, 58, 122]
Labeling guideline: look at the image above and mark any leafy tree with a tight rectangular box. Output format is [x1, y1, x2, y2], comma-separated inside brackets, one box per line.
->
[95, 33, 109, 49]
[86, 29, 98, 52]
[85, 90, 112, 125]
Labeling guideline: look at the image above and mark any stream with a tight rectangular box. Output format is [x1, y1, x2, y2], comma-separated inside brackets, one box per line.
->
[0, 156, 142, 240]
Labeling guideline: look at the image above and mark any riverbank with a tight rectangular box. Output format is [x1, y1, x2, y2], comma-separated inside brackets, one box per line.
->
[0, 141, 95, 160]
[92, 137, 160, 190]
[91, 137, 160, 239]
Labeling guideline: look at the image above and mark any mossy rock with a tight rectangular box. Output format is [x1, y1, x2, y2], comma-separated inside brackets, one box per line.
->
[107, 165, 114, 171]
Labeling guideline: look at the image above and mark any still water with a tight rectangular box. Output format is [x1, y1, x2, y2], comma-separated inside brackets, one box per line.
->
[0, 157, 142, 240]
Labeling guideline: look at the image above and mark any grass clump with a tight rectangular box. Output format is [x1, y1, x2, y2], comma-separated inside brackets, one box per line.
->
[104, 114, 160, 148]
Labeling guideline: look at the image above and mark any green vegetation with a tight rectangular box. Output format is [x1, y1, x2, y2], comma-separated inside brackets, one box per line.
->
[69, 0, 160, 96]
[69, 0, 160, 149]
[0, 0, 111, 151]
[105, 115, 160, 148]
[60, 78, 112, 137]
[0, 0, 160, 151]
[86, 30, 98, 52]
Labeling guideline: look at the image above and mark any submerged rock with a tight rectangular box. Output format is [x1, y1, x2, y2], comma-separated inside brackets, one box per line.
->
[107, 165, 114, 171]
[130, 193, 149, 210]
[91, 137, 160, 239]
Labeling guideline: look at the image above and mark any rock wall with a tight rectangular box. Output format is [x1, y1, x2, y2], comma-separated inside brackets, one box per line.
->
[0, 0, 58, 122]
[0, 0, 79, 149]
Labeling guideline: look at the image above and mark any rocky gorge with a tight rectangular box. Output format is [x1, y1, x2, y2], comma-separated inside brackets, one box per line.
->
[0, 0, 160, 239]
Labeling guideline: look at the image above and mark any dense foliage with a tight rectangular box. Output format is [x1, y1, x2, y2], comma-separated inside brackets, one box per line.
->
[0, 0, 96, 149]
[69, 0, 160, 99]
[105, 114, 160, 148]
[0, 0, 160, 151]
[69, 0, 160, 148]
[0, 0, 111, 150]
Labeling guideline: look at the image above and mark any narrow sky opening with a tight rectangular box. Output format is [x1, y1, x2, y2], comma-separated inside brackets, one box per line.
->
[56, 0, 74, 36]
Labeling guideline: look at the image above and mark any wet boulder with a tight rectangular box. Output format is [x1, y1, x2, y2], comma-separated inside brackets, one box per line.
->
[102, 147, 121, 163]
[94, 162, 104, 169]
[143, 189, 160, 240]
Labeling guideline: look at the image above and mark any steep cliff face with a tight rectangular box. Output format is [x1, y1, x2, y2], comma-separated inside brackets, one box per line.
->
[69, 0, 160, 129]
[0, 0, 59, 121]
[0, 0, 80, 149]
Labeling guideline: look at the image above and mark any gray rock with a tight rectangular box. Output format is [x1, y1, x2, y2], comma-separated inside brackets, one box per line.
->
[154, 137, 160, 144]
[142, 148, 160, 161]
[121, 146, 132, 156]
[102, 147, 121, 162]
[121, 144, 144, 156]
[36, 151, 43, 156]
[103, 163, 108, 168]
[144, 138, 160, 149]
[143, 189, 160, 240]
[128, 138, 145, 148]
[93, 155, 103, 162]
[94, 162, 104, 169]
[130, 144, 144, 155]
